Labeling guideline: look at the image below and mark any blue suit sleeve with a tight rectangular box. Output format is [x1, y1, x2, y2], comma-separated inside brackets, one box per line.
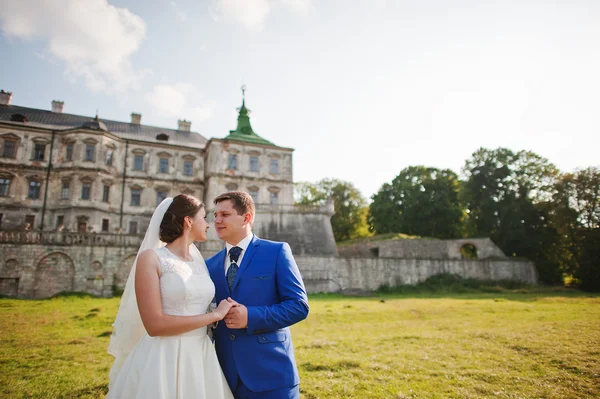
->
[245, 243, 309, 334]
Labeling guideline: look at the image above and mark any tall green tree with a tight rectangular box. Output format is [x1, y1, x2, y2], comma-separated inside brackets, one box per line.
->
[461, 148, 562, 283]
[552, 167, 600, 290]
[295, 179, 369, 242]
[369, 166, 464, 238]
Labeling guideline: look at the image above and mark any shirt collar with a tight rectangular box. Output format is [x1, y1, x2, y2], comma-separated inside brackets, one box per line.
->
[225, 232, 253, 254]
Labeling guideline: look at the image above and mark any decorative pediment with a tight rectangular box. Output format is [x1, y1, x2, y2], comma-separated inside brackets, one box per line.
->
[102, 179, 114, 185]
[80, 176, 94, 183]
[1, 133, 20, 141]
[132, 148, 146, 155]
[225, 182, 239, 191]
[32, 137, 49, 144]
[182, 154, 197, 161]
[247, 150, 261, 156]
[83, 138, 98, 145]
[247, 185, 259, 191]
[130, 184, 143, 190]
[156, 151, 172, 158]
[267, 186, 280, 193]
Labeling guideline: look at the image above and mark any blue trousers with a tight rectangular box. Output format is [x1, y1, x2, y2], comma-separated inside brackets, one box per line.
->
[234, 379, 299, 399]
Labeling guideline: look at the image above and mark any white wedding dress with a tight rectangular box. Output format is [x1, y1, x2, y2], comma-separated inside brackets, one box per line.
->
[106, 247, 234, 399]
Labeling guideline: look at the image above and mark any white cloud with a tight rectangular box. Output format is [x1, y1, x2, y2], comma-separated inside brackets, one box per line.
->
[170, 1, 188, 22]
[0, 0, 148, 93]
[146, 83, 214, 123]
[212, 0, 312, 29]
[280, 0, 314, 14]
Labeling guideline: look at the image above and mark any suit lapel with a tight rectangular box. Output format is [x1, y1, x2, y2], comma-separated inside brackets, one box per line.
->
[232, 235, 260, 291]
[212, 249, 230, 297]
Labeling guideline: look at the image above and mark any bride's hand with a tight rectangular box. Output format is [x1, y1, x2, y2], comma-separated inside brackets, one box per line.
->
[214, 299, 234, 320]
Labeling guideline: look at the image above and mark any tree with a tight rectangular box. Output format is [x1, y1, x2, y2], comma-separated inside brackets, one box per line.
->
[461, 148, 562, 283]
[552, 168, 600, 290]
[369, 166, 464, 238]
[295, 179, 369, 242]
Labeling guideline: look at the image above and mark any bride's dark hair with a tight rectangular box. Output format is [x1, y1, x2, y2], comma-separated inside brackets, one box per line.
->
[159, 194, 205, 243]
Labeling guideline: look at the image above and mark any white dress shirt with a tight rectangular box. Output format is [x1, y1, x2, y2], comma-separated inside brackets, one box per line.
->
[224, 233, 254, 275]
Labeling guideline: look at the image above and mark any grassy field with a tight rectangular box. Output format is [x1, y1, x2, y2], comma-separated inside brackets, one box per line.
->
[1, 288, 599, 399]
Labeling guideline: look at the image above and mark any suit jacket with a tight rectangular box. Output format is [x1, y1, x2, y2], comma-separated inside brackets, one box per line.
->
[206, 235, 309, 392]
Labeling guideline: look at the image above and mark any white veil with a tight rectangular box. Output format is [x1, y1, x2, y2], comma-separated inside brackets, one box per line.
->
[107, 197, 202, 388]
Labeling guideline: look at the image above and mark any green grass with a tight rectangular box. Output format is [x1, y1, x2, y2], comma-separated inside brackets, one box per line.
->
[1, 288, 599, 398]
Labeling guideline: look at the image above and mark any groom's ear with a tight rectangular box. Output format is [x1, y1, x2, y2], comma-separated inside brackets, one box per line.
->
[243, 212, 253, 225]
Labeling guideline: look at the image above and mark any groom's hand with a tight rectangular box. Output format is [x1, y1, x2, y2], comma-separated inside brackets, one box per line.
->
[224, 302, 248, 329]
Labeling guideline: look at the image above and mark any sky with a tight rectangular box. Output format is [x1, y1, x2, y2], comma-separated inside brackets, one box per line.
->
[1, 0, 599, 200]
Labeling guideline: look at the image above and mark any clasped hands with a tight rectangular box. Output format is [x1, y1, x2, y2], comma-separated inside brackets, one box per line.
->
[215, 297, 248, 329]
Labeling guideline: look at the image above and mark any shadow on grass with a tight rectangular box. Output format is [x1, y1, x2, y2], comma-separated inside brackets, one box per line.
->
[310, 274, 599, 302]
[71, 383, 108, 397]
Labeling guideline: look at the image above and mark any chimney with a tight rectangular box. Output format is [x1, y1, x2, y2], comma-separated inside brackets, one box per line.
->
[51, 100, 64, 113]
[131, 113, 142, 124]
[178, 119, 191, 131]
[0, 90, 12, 106]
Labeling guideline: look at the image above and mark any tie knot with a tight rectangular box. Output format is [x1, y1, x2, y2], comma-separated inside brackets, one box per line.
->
[229, 246, 242, 263]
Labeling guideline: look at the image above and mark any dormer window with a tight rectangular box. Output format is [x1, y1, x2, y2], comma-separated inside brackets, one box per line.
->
[156, 133, 169, 141]
[10, 114, 28, 123]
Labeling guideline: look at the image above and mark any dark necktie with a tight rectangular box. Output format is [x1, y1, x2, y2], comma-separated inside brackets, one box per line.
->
[226, 246, 242, 292]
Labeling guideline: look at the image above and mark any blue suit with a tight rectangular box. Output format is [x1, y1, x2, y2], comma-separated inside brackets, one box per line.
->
[206, 235, 309, 395]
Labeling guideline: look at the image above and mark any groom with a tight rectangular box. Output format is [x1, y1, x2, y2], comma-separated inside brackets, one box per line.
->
[206, 191, 309, 399]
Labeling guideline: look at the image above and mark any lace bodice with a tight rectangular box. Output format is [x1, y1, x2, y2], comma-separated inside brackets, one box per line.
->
[152, 247, 215, 316]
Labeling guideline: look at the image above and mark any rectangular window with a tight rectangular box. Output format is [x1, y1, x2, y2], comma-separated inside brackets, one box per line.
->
[159, 158, 169, 173]
[249, 189, 259, 203]
[81, 183, 91, 200]
[66, 144, 73, 161]
[250, 156, 259, 172]
[131, 189, 141, 206]
[129, 221, 138, 234]
[56, 215, 64, 229]
[25, 214, 35, 227]
[0, 178, 10, 197]
[102, 219, 109, 232]
[183, 160, 193, 176]
[270, 191, 278, 205]
[133, 155, 144, 171]
[156, 191, 167, 206]
[33, 143, 45, 161]
[270, 159, 279, 174]
[105, 150, 113, 166]
[84, 144, 95, 162]
[102, 185, 110, 202]
[228, 154, 237, 170]
[28, 181, 41, 199]
[61, 181, 70, 200]
[2, 141, 16, 158]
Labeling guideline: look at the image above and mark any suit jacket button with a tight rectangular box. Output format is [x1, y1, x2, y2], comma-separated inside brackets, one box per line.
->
[230, 334, 235, 340]
[261, 336, 266, 340]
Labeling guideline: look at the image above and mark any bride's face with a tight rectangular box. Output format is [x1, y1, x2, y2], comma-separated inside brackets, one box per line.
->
[189, 208, 209, 242]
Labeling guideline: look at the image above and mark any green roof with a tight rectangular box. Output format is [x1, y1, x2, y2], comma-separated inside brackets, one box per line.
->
[223, 90, 276, 146]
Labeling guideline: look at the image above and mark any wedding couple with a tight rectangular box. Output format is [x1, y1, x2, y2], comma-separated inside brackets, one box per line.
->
[106, 191, 309, 399]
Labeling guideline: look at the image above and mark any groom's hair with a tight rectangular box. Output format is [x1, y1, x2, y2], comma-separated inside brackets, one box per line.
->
[214, 191, 255, 218]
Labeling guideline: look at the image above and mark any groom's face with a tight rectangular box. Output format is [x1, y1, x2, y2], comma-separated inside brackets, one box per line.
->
[213, 199, 249, 244]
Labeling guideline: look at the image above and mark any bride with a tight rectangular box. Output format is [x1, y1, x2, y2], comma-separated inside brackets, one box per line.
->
[106, 194, 234, 399]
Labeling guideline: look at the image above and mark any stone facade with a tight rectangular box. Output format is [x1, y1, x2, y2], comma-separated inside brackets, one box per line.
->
[337, 237, 508, 260]
[0, 231, 537, 298]
[0, 91, 538, 299]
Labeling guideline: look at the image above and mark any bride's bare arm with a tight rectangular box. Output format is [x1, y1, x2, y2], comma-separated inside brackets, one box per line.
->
[135, 249, 231, 337]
